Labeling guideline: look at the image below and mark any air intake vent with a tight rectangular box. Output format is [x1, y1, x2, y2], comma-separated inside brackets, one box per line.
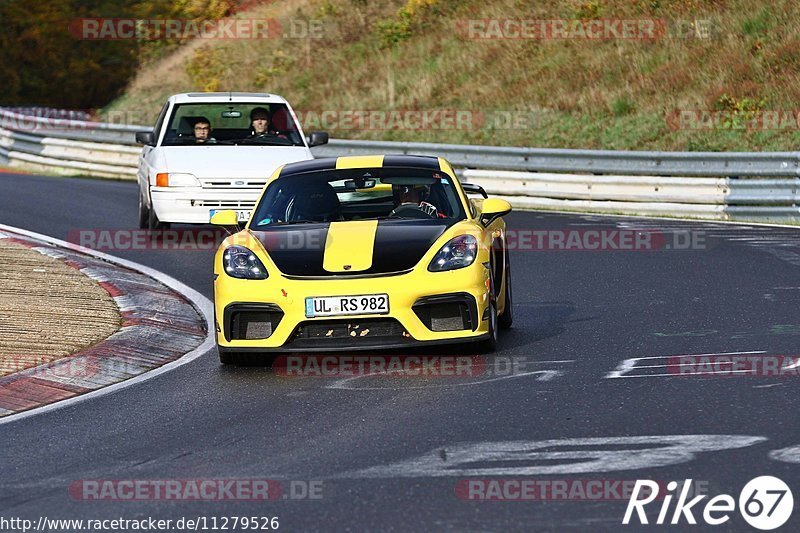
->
[225, 304, 284, 341]
[413, 293, 478, 332]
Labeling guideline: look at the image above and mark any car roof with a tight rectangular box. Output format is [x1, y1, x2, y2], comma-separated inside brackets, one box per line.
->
[278, 155, 445, 178]
[168, 92, 289, 104]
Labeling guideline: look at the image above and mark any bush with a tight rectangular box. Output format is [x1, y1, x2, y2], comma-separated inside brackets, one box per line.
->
[376, 0, 437, 48]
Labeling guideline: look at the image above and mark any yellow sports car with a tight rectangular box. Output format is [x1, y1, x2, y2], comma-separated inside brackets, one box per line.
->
[211, 154, 513, 364]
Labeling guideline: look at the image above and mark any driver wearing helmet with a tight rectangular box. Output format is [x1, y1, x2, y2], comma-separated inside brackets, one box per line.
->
[390, 184, 440, 217]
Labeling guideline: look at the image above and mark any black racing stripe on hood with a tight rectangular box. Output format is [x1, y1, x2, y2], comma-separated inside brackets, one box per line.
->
[252, 226, 330, 276]
[370, 219, 447, 273]
[252, 220, 449, 277]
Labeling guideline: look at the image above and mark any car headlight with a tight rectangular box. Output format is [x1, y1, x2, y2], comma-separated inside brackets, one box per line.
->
[222, 246, 268, 279]
[155, 173, 200, 187]
[428, 235, 478, 272]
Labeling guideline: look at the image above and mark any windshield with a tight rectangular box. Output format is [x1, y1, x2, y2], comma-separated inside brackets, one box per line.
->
[249, 167, 466, 228]
[160, 103, 304, 146]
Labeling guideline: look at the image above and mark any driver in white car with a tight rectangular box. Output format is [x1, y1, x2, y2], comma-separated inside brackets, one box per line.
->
[247, 107, 287, 140]
[248, 107, 274, 137]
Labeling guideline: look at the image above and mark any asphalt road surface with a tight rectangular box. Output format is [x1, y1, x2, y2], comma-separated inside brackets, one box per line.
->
[1, 172, 800, 531]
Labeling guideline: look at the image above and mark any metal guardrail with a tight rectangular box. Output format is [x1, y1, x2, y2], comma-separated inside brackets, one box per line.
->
[1, 107, 799, 222]
[462, 170, 800, 221]
[313, 140, 800, 178]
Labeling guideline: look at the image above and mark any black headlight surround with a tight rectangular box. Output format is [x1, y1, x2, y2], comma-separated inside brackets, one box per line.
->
[222, 245, 268, 280]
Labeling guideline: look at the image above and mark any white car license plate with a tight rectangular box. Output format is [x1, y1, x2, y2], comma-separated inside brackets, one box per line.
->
[209, 209, 251, 222]
[305, 294, 389, 318]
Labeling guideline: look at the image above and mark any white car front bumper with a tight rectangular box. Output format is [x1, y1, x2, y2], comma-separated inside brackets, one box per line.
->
[151, 187, 262, 224]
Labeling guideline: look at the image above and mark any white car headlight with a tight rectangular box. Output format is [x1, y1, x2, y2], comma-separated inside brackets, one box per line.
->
[155, 173, 200, 187]
[428, 235, 478, 272]
[222, 245, 268, 279]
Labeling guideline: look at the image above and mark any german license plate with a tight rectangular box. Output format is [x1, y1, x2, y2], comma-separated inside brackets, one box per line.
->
[305, 294, 389, 318]
[209, 209, 250, 222]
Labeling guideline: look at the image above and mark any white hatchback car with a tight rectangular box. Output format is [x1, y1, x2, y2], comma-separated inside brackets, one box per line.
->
[135, 92, 328, 229]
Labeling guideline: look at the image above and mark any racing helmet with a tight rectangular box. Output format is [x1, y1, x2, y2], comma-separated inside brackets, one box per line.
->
[392, 183, 431, 204]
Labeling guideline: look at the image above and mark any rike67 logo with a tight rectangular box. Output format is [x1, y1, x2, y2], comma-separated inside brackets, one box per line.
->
[624, 476, 793, 530]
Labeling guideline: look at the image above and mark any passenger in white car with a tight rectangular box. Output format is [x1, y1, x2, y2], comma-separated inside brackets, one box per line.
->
[193, 117, 216, 144]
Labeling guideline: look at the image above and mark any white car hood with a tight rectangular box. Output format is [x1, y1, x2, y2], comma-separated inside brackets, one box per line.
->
[161, 146, 313, 179]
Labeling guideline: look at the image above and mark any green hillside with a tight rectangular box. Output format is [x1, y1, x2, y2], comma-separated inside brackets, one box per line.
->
[100, 0, 800, 150]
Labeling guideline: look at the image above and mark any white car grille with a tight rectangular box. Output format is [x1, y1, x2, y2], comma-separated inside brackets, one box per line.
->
[199, 178, 267, 189]
[193, 200, 256, 209]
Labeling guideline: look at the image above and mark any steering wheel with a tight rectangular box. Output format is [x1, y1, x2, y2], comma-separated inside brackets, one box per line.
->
[388, 204, 435, 219]
[243, 132, 292, 146]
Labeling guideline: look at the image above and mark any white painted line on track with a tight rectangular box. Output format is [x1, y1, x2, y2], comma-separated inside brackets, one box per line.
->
[605, 350, 767, 379]
[341, 435, 767, 478]
[615, 350, 765, 361]
[0, 223, 215, 427]
[609, 369, 769, 379]
[782, 358, 800, 370]
[327, 370, 564, 390]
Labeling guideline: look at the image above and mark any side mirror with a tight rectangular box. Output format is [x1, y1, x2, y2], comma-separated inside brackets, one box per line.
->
[307, 131, 329, 147]
[210, 210, 239, 226]
[135, 131, 156, 146]
[479, 198, 512, 227]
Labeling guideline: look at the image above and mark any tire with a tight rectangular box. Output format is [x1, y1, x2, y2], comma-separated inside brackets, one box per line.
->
[475, 267, 498, 353]
[147, 202, 170, 231]
[138, 193, 149, 229]
[476, 298, 498, 353]
[498, 251, 513, 330]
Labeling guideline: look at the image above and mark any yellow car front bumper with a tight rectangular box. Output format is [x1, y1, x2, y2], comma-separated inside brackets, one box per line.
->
[214, 262, 493, 352]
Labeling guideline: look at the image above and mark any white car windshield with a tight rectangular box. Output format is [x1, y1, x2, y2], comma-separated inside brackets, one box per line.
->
[161, 103, 304, 146]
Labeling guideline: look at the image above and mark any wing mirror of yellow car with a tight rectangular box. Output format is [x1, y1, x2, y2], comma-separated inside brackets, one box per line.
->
[479, 198, 512, 227]
[210, 210, 239, 226]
